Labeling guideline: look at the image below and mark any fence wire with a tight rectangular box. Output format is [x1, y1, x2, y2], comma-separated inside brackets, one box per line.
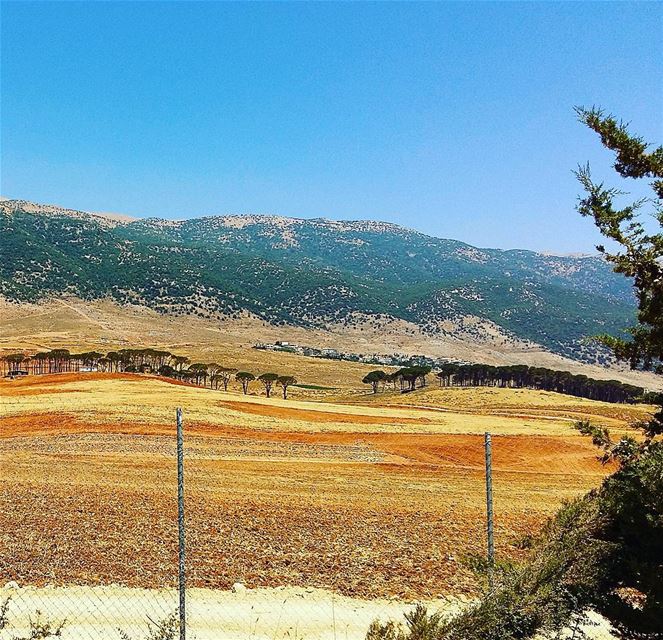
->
[1, 402, 604, 640]
[180, 421, 451, 639]
[0, 425, 180, 639]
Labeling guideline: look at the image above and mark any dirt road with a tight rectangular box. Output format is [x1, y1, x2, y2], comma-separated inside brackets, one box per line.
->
[0, 584, 614, 640]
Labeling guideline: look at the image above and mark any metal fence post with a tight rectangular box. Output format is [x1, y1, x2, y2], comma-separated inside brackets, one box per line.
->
[177, 407, 186, 639]
[485, 432, 495, 589]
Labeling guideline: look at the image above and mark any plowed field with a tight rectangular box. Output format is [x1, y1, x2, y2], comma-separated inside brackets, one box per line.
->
[0, 373, 650, 599]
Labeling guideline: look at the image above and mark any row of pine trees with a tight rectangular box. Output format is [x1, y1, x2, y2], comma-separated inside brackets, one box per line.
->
[363, 362, 653, 404]
[2, 349, 654, 404]
[0, 349, 297, 399]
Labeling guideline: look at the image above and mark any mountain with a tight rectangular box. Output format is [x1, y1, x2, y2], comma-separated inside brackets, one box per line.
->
[0, 199, 636, 363]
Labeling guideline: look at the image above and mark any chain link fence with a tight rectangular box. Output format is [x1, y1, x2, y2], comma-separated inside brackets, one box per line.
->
[0, 424, 180, 639]
[1, 404, 598, 639]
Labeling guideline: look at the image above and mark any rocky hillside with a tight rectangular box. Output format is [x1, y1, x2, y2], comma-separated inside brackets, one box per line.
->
[0, 199, 636, 363]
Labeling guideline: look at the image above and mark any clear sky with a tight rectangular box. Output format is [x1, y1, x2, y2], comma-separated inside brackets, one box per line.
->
[1, 1, 661, 253]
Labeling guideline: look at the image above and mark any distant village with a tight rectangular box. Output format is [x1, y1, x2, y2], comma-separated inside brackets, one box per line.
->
[253, 340, 468, 369]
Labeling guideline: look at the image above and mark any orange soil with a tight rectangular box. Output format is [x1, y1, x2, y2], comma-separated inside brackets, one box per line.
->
[217, 400, 431, 425]
[0, 411, 607, 476]
[4, 371, 143, 388]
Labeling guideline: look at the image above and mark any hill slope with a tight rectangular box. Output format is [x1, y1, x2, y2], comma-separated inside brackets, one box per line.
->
[0, 199, 636, 363]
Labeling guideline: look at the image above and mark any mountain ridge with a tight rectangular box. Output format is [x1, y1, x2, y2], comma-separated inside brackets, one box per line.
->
[2, 199, 418, 235]
[0, 198, 636, 365]
[0, 198, 604, 255]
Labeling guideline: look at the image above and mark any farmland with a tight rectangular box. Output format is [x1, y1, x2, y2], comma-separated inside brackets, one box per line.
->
[1, 371, 653, 603]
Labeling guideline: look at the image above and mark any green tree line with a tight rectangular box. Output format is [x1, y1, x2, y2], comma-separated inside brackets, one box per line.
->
[0, 348, 297, 399]
[362, 362, 655, 404]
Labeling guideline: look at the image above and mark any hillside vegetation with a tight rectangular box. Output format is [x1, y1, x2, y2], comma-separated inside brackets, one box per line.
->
[0, 199, 636, 363]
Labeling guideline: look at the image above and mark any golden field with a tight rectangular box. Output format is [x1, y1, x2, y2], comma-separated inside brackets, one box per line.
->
[0, 371, 653, 599]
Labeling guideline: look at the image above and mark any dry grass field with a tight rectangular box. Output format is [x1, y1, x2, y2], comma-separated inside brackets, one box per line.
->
[2, 297, 661, 391]
[1, 371, 653, 603]
[353, 386, 651, 435]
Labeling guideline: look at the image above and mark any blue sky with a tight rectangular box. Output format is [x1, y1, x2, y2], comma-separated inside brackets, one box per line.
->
[1, 1, 661, 253]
